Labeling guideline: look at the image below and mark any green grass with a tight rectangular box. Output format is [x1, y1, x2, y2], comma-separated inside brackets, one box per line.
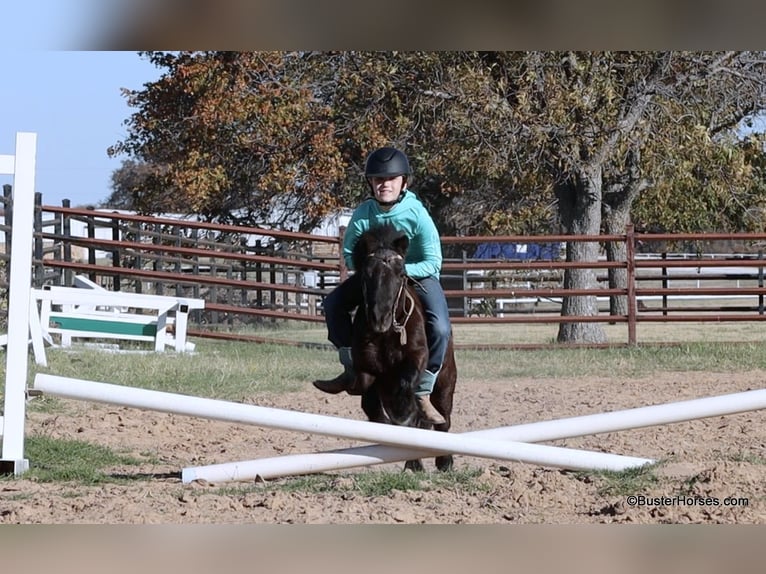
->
[214, 467, 490, 497]
[579, 463, 661, 497]
[456, 341, 766, 381]
[19, 435, 147, 484]
[8, 338, 766, 410]
[727, 450, 766, 465]
[22, 340, 337, 402]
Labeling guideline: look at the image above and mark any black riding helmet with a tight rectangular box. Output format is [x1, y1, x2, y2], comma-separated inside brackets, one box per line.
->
[364, 147, 411, 207]
[364, 147, 411, 179]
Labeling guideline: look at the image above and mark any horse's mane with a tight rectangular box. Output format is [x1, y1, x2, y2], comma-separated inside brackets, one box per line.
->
[352, 224, 409, 272]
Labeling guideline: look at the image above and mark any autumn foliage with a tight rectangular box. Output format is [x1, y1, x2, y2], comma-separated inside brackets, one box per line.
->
[110, 51, 766, 236]
[109, 51, 766, 343]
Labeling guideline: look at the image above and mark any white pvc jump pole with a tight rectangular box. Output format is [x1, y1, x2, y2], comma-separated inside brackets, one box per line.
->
[1, 132, 37, 475]
[182, 387, 766, 483]
[33, 374, 653, 472]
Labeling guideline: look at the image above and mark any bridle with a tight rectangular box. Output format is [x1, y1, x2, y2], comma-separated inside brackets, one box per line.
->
[391, 275, 416, 345]
[363, 250, 416, 345]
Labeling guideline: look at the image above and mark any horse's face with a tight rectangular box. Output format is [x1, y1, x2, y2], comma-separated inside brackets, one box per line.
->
[361, 247, 406, 334]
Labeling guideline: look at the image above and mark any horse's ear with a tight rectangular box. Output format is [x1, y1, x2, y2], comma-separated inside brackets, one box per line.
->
[393, 233, 409, 257]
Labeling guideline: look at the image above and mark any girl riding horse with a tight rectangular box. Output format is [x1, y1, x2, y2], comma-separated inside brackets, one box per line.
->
[313, 147, 453, 426]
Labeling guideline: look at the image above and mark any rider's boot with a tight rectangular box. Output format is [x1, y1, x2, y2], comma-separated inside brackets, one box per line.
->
[313, 347, 357, 394]
[415, 370, 447, 425]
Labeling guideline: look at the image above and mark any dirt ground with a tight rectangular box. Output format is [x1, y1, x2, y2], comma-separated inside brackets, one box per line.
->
[2, 369, 765, 524]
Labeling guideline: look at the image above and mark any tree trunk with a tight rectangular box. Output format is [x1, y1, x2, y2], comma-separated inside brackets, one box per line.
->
[555, 166, 607, 344]
[602, 200, 631, 318]
[602, 148, 646, 317]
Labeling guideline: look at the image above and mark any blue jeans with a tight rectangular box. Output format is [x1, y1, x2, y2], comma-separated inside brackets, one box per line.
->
[323, 274, 451, 375]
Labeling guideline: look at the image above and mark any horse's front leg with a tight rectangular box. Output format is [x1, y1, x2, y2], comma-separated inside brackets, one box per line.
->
[361, 384, 387, 424]
[389, 360, 421, 426]
[393, 360, 427, 472]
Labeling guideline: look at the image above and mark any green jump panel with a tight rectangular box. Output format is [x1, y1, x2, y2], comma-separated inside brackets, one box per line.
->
[50, 316, 157, 337]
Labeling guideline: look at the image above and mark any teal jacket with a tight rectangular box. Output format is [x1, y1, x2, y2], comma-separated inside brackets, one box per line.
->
[342, 189, 442, 279]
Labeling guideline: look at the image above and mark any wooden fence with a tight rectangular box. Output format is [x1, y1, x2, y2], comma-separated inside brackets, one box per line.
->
[3, 186, 766, 349]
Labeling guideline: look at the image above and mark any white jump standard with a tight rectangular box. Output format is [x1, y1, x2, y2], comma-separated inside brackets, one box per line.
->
[1, 132, 37, 475]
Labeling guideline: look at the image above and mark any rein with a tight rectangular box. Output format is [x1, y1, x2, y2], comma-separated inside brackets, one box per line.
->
[391, 279, 415, 345]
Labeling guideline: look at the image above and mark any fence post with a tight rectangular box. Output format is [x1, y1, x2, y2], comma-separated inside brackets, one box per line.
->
[51, 198, 62, 285]
[134, 222, 143, 294]
[87, 211, 96, 282]
[111, 213, 121, 291]
[240, 236, 248, 309]
[209, 253, 219, 325]
[226, 234, 234, 327]
[62, 199, 72, 286]
[33, 192, 43, 287]
[153, 222, 163, 295]
[280, 245, 288, 314]
[191, 227, 200, 300]
[759, 249, 764, 315]
[626, 224, 637, 346]
[269, 244, 276, 316]
[3, 184, 13, 260]
[174, 225, 183, 297]
[0, 185, 12, 289]
[255, 239, 263, 308]
[661, 251, 668, 316]
[462, 249, 468, 318]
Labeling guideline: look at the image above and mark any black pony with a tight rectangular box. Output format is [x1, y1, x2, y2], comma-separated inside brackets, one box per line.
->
[349, 223, 456, 472]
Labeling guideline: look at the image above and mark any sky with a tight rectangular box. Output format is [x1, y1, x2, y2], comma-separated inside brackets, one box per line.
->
[1, 51, 161, 208]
